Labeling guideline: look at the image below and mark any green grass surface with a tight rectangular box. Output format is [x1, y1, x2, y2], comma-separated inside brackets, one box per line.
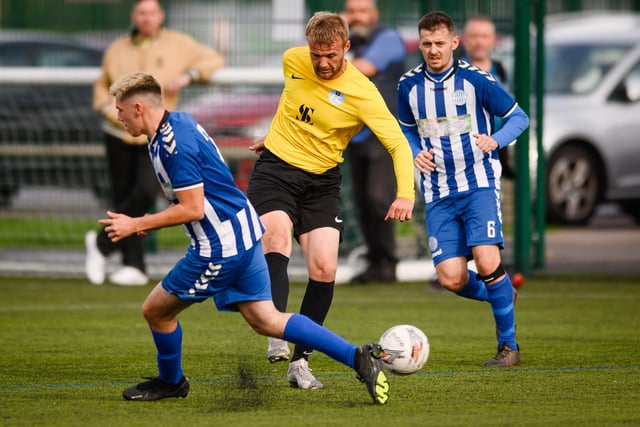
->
[1, 274, 639, 426]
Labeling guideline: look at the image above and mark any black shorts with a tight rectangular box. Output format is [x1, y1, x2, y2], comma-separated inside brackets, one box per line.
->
[247, 149, 343, 238]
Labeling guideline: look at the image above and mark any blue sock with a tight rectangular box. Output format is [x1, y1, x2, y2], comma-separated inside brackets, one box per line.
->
[283, 313, 358, 369]
[151, 322, 184, 384]
[486, 275, 518, 349]
[457, 270, 489, 301]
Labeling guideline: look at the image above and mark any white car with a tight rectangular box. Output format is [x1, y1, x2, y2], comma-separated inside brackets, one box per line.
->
[538, 12, 640, 224]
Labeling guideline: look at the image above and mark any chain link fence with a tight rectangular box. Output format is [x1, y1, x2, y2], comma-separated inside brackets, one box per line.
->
[1, 0, 638, 277]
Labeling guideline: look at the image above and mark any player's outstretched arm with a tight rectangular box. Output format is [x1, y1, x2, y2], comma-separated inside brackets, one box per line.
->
[248, 137, 266, 156]
[99, 186, 205, 242]
[384, 197, 414, 222]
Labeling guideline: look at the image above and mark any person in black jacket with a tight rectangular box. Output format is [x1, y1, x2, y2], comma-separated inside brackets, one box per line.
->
[343, 0, 408, 283]
[458, 15, 515, 179]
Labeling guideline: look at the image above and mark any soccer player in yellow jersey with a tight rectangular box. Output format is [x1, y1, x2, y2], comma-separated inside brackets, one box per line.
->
[247, 11, 415, 389]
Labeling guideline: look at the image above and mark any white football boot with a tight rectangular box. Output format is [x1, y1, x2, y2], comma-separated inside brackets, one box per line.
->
[287, 358, 323, 389]
[266, 337, 291, 363]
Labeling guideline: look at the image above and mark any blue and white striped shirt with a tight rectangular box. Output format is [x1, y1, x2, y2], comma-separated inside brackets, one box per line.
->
[148, 112, 263, 259]
[398, 59, 526, 203]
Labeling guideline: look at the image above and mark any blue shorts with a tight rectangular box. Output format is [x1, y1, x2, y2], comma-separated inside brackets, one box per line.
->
[425, 188, 504, 266]
[162, 241, 272, 312]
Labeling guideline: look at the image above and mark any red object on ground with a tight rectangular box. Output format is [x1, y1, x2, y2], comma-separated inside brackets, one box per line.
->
[512, 272, 525, 289]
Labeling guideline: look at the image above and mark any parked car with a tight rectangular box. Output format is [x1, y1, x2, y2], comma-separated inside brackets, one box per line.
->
[0, 31, 280, 204]
[0, 31, 106, 206]
[182, 86, 280, 155]
[539, 12, 640, 224]
[181, 86, 281, 192]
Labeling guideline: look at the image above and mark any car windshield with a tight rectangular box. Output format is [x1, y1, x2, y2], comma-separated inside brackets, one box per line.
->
[545, 43, 630, 94]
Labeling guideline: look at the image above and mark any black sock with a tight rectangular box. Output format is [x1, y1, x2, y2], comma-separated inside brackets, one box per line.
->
[292, 279, 335, 362]
[265, 252, 290, 312]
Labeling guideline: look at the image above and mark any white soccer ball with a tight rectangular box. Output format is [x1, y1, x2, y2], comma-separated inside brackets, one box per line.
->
[379, 324, 430, 375]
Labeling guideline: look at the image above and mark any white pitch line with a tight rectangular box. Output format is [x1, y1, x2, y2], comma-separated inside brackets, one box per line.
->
[3, 364, 639, 391]
[0, 302, 141, 313]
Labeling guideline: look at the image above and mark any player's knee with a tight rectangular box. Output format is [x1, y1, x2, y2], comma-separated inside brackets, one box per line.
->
[141, 309, 161, 329]
[439, 277, 467, 292]
[140, 301, 168, 327]
[261, 231, 291, 254]
[437, 271, 468, 292]
[308, 260, 337, 282]
[141, 302, 154, 323]
[476, 263, 506, 285]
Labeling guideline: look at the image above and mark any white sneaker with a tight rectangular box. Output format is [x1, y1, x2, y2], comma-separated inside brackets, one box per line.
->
[109, 266, 148, 286]
[266, 337, 290, 363]
[85, 230, 106, 285]
[287, 358, 323, 389]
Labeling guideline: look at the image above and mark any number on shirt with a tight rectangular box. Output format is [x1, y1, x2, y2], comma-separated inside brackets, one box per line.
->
[487, 221, 496, 239]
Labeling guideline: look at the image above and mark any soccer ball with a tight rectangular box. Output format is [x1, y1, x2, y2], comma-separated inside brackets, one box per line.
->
[379, 324, 429, 375]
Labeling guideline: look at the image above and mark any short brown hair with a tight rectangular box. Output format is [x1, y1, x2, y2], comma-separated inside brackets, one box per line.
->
[305, 11, 349, 46]
[418, 11, 455, 34]
[109, 71, 162, 102]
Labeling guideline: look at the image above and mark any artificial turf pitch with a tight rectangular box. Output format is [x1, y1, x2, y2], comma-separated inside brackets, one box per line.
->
[1, 274, 638, 426]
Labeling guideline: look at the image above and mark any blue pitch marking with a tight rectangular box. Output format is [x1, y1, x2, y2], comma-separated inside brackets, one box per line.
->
[3, 365, 640, 391]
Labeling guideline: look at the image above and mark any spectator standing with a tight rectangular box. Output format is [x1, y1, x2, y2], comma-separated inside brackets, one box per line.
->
[343, 0, 408, 283]
[86, 0, 224, 286]
[459, 15, 507, 83]
[459, 15, 515, 179]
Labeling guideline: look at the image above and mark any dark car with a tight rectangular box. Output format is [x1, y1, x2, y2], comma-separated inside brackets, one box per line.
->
[181, 86, 281, 191]
[0, 31, 106, 206]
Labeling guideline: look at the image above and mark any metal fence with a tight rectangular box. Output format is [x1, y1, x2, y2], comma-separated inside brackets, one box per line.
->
[1, 0, 638, 278]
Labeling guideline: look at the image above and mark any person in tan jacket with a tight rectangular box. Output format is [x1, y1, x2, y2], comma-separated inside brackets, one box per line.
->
[86, 0, 224, 286]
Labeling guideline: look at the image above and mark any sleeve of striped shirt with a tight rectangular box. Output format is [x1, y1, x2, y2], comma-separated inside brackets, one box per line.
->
[492, 104, 530, 149]
[397, 79, 424, 158]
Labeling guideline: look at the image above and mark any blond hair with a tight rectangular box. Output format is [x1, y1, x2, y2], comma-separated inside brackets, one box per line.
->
[305, 11, 349, 46]
[418, 11, 455, 34]
[109, 72, 162, 104]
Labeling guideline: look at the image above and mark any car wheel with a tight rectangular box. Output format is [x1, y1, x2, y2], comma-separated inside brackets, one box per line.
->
[619, 200, 640, 225]
[0, 186, 18, 208]
[546, 144, 601, 225]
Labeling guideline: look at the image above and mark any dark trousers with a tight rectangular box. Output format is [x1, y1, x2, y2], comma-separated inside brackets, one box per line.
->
[96, 133, 158, 272]
[347, 135, 397, 266]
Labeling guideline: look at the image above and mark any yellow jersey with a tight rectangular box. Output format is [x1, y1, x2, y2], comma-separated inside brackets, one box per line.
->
[265, 46, 414, 201]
